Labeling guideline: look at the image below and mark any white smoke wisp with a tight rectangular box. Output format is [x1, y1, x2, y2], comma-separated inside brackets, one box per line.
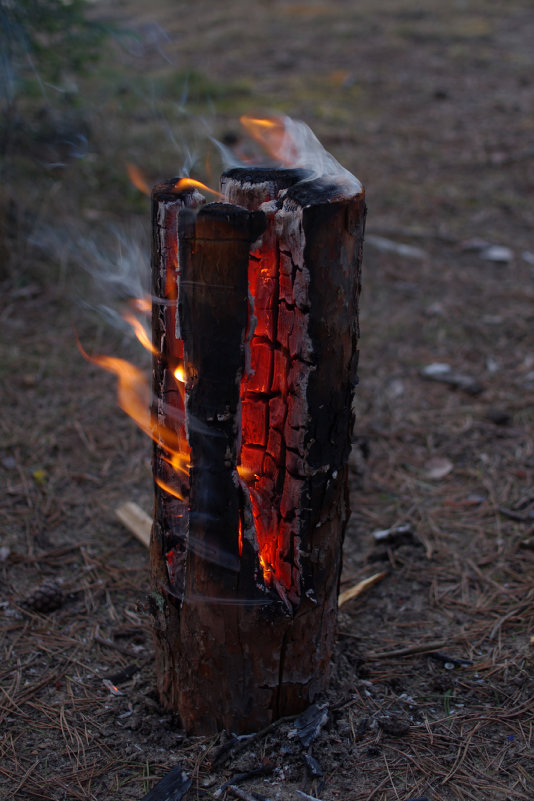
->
[240, 114, 362, 194]
[79, 226, 150, 304]
[53, 224, 154, 344]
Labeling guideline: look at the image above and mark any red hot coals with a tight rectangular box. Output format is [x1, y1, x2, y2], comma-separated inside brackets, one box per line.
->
[226, 168, 316, 608]
[150, 167, 366, 734]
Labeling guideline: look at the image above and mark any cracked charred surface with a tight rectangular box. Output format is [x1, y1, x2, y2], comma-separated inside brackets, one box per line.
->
[225, 169, 365, 729]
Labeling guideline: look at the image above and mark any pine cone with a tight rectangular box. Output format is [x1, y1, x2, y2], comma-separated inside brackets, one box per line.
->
[21, 579, 64, 613]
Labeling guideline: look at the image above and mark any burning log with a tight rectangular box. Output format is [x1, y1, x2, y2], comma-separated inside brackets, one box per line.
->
[150, 178, 203, 600]
[150, 166, 366, 735]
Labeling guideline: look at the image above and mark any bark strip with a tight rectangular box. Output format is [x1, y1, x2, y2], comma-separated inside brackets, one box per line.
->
[151, 179, 204, 601]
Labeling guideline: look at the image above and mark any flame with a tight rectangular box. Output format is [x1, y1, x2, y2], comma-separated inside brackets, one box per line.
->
[259, 552, 271, 579]
[240, 115, 298, 166]
[240, 113, 362, 194]
[78, 284, 191, 505]
[126, 162, 151, 196]
[238, 517, 243, 557]
[164, 448, 189, 478]
[123, 311, 157, 356]
[237, 464, 254, 482]
[247, 488, 277, 585]
[78, 341, 190, 484]
[79, 350, 152, 437]
[174, 364, 185, 383]
[131, 295, 152, 314]
[156, 476, 186, 502]
[174, 178, 223, 198]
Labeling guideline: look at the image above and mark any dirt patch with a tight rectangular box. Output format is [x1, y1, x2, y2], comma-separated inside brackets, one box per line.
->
[1, 1, 534, 799]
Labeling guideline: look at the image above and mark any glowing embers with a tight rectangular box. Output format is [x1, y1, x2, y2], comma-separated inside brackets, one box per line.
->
[238, 218, 307, 606]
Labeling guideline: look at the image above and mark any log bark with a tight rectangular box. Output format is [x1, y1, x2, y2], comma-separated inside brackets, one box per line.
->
[150, 169, 366, 735]
[150, 179, 203, 602]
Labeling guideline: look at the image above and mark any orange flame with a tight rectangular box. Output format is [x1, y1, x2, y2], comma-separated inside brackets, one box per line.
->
[79, 349, 152, 437]
[174, 177, 223, 198]
[174, 364, 185, 384]
[78, 340, 190, 484]
[155, 476, 186, 502]
[238, 517, 243, 557]
[236, 464, 254, 482]
[126, 163, 151, 196]
[130, 295, 152, 314]
[123, 311, 158, 356]
[259, 552, 271, 579]
[240, 115, 298, 166]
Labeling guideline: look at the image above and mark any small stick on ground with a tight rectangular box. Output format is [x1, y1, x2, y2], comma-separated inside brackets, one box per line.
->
[338, 571, 388, 608]
[115, 502, 151, 548]
[365, 640, 451, 660]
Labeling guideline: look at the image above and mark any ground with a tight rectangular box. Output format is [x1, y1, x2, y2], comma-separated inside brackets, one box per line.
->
[1, 0, 534, 799]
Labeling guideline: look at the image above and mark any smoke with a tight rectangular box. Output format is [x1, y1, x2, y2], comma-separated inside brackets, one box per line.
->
[64, 225, 152, 340]
[240, 114, 362, 193]
[79, 227, 150, 303]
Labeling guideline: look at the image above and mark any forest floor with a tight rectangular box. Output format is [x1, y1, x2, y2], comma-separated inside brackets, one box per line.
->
[1, 0, 534, 799]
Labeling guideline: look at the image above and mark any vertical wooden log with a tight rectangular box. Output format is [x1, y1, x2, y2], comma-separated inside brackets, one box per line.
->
[151, 170, 365, 735]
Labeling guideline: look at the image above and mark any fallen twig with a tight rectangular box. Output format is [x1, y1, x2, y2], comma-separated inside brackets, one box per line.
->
[296, 791, 323, 801]
[211, 715, 299, 766]
[214, 763, 273, 798]
[338, 571, 388, 608]
[93, 633, 140, 659]
[226, 786, 269, 801]
[365, 641, 450, 660]
[498, 506, 534, 523]
[115, 501, 151, 548]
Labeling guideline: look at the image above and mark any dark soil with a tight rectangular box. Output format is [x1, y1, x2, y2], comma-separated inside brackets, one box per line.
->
[1, 1, 534, 799]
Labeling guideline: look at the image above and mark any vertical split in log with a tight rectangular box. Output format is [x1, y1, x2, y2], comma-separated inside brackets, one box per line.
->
[222, 168, 312, 606]
[178, 203, 266, 585]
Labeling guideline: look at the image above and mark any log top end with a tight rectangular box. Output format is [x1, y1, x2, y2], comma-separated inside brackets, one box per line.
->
[284, 177, 364, 208]
[221, 166, 311, 189]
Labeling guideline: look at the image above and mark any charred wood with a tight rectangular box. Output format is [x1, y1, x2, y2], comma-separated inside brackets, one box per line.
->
[150, 168, 366, 735]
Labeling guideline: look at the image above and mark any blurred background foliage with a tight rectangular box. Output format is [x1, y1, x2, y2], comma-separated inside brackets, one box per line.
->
[0, 0, 110, 161]
[0, 0, 113, 280]
[0, 0, 252, 283]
